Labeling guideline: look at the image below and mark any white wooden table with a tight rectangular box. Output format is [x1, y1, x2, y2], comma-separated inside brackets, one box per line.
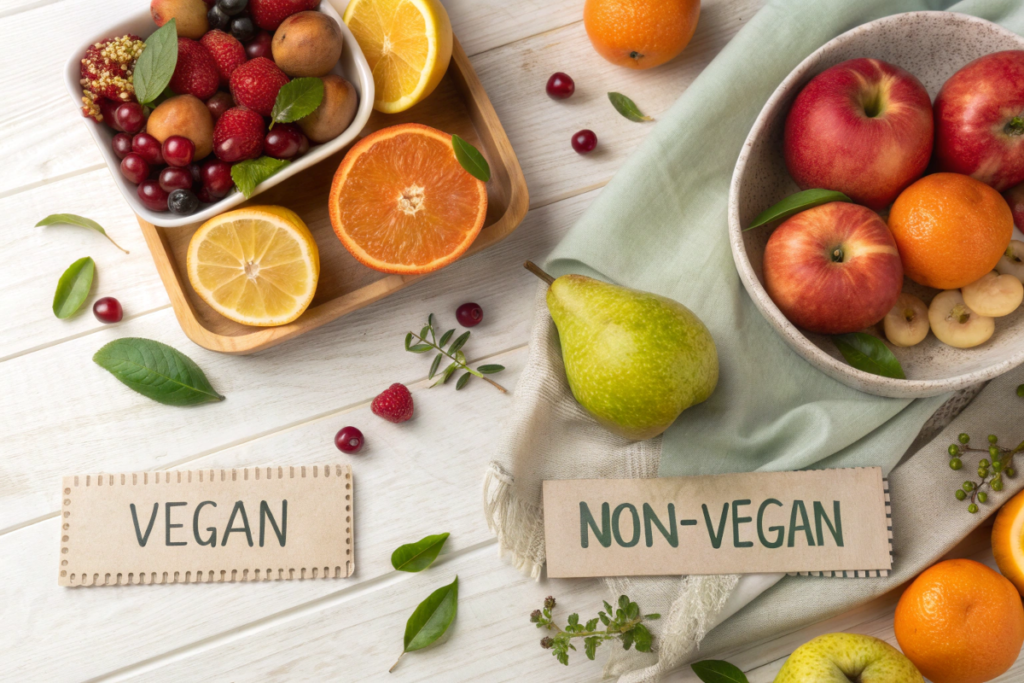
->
[3, 0, 1024, 680]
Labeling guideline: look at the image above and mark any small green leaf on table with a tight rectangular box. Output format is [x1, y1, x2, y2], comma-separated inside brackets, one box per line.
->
[231, 156, 290, 199]
[53, 257, 95, 319]
[93, 337, 225, 406]
[391, 532, 449, 572]
[691, 660, 750, 683]
[391, 576, 459, 672]
[608, 92, 653, 122]
[745, 189, 851, 231]
[36, 214, 129, 253]
[270, 77, 325, 127]
[134, 19, 179, 105]
[833, 332, 906, 380]
[452, 134, 490, 182]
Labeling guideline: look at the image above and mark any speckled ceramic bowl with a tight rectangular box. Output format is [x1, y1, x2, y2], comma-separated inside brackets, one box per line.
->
[729, 12, 1024, 398]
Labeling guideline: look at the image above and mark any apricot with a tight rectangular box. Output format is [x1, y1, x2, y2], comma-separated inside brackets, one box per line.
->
[150, 0, 209, 39]
[298, 74, 358, 143]
[146, 95, 214, 160]
[272, 11, 343, 78]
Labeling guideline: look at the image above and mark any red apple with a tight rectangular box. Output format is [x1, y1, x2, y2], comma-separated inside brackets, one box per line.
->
[935, 50, 1024, 192]
[763, 202, 904, 335]
[784, 58, 933, 211]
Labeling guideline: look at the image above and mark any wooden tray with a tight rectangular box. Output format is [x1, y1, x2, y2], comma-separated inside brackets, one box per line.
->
[138, 38, 529, 355]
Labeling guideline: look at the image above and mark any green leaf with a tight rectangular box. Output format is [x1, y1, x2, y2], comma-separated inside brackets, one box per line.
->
[476, 364, 504, 374]
[645, 613, 661, 620]
[745, 189, 851, 231]
[621, 629, 634, 651]
[633, 623, 652, 653]
[403, 576, 459, 652]
[419, 325, 430, 340]
[691, 660, 750, 683]
[391, 532, 449, 572]
[626, 601, 640, 620]
[270, 77, 324, 126]
[134, 20, 178, 105]
[603, 601, 614, 614]
[598, 612, 610, 626]
[608, 92, 653, 122]
[584, 636, 600, 660]
[833, 332, 906, 380]
[584, 618, 599, 631]
[451, 134, 490, 182]
[93, 338, 225, 406]
[439, 329, 454, 347]
[449, 331, 470, 354]
[441, 363, 457, 384]
[53, 257, 95, 319]
[405, 332, 413, 350]
[230, 156, 290, 199]
[456, 372, 472, 390]
[618, 595, 630, 610]
[567, 613, 579, 627]
[36, 214, 129, 253]
[429, 353, 442, 379]
[408, 344, 433, 353]
[428, 313, 436, 328]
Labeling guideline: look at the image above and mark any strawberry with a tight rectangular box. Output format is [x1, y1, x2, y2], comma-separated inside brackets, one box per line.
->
[230, 57, 290, 117]
[371, 384, 414, 423]
[199, 30, 247, 85]
[249, 0, 320, 31]
[213, 107, 265, 162]
[170, 38, 219, 100]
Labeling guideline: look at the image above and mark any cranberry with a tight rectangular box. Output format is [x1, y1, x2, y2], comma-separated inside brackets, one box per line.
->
[159, 166, 194, 192]
[456, 302, 484, 327]
[138, 180, 170, 212]
[168, 189, 200, 215]
[246, 31, 273, 59]
[120, 153, 149, 184]
[112, 132, 133, 159]
[264, 124, 308, 159]
[206, 92, 234, 121]
[162, 136, 195, 167]
[546, 72, 575, 100]
[571, 129, 597, 154]
[231, 16, 255, 42]
[132, 133, 164, 165]
[114, 102, 145, 134]
[201, 159, 235, 197]
[92, 297, 123, 323]
[335, 426, 364, 454]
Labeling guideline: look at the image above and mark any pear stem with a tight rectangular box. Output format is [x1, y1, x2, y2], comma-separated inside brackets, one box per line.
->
[524, 261, 555, 285]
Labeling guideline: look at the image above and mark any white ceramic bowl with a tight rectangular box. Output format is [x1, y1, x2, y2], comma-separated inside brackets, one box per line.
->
[64, 2, 374, 228]
[729, 12, 1024, 398]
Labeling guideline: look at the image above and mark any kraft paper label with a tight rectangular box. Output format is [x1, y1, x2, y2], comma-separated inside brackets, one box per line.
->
[543, 468, 891, 579]
[59, 465, 353, 586]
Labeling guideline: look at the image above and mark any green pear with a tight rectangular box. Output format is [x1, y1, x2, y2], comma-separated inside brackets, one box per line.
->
[526, 262, 718, 441]
[774, 633, 924, 683]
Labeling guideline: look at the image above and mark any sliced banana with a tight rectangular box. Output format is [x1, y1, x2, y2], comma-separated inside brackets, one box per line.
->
[928, 290, 995, 349]
[884, 293, 930, 347]
[996, 240, 1024, 282]
[962, 271, 1024, 317]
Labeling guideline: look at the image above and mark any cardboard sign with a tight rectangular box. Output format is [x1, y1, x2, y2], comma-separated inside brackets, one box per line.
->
[59, 465, 353, 586]
[543, 468, 891, 579]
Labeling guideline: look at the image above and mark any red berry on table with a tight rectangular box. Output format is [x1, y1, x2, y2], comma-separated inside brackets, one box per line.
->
[132, 132, 164, 165]
[371, 383, 414, 424]
[162, 135, 196, 167]
[92, 297, 123, 323]
[249, 0, 319, 31]
[120, 153, 149, 184]
[213, 107, 265, 161]
[264, 123, 308, 159]
[245, 31, 273, 60]
[170, 37, 220, 100]
[159, 166, 195, 192]
[572, 129, 597, 154]
[114, 102, 146, 134]
[138, 180, 170, 211]
[205, 91, 234, 121]
[112, 132, 133, 159]
[335, 426, 364, 454]
[456, 302, 484, 327]
[546, 72, 575, 99]
[200, 30, 247, 84]
[230, 57, 290, 117]
[201, 158, 235, 196]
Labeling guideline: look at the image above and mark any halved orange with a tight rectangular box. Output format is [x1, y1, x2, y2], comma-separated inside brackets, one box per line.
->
[328, 123, 487, 274]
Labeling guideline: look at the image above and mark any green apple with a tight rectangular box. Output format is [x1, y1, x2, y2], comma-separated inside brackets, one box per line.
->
[774, 633, 924, 683]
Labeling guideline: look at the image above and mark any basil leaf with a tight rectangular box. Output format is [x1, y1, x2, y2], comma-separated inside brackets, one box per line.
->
[403, 576, 458, 651]
[53, 257, 95, 319]
[36, 214, 129, 253]
[455, 372, 471, 390]
[745, 189, 851, 231]
[93, 337, 225, 406]
[270, 77, 325, 126]
[691, 660, 749, 683]
[452, 134, 490, 182]
[230, 156, 290, 199]
[608, 92, 653, 122]
[833, 332, 906, 380]
[476, 364, 504, 374]
[134, 20, 179, 105]
[391, 532, 449, 572]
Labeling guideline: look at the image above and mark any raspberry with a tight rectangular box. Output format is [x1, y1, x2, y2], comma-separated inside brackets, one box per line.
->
[249, 0, 320, 31]
[200, 30, 247, 84]
[371, 383, 414, 423]
[230, 57, 289, 116]
[213, 107, 265, 162]
[170, 38, 220, 100]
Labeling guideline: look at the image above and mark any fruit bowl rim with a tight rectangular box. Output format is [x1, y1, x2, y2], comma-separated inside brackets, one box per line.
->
[63, 1, 375, 229]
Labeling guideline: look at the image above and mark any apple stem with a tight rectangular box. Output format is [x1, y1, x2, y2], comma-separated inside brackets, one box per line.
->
[830, 246, 845, 263]
[524, 261, 556, 285]
[1007, 116, 1024, 136]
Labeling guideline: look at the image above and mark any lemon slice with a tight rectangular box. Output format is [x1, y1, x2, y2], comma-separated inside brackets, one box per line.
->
[343, 0, 453, 113]
[186, 206, 320, 327]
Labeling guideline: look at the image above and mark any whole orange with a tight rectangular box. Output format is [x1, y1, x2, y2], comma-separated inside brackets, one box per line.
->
[583, 0, 700, 70]
[894, 558, 1024, 683]
[888, 173, 1013, 289]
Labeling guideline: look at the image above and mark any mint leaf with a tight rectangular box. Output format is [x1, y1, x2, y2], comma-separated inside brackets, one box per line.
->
[834, 332, 906, 380]
[746, 189, 851, 231]
[36, 214, 128, 254]
[608, 92, 653, 122]
[391, 533, 449, 572]
[270, 77, 325, 126]
[93, 338, 225, 406]
[53, 257, 95, 319]
[230, 156, 290, 199]
[134, 20, 178, 105]
[691, 660, 749, 683]
[452, 134, 490, 182]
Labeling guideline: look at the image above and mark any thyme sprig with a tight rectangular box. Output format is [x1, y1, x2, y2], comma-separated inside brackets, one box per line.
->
[404, 314, 506, 392]
[531, 595, 659, 666]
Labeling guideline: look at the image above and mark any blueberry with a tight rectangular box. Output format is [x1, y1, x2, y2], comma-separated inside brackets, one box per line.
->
[231, 16, 255, 42]
[208, 5, 231, 31]
[168, 189, 200, 215]
[218, 0, 249, 15]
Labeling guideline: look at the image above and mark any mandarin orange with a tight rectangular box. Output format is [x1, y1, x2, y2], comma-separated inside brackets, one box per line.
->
[583, 0, 700, 70]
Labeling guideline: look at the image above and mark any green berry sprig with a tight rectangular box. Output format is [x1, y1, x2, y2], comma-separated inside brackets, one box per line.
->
[948, 431, 1024, 513]
[531, 595, 659, 666]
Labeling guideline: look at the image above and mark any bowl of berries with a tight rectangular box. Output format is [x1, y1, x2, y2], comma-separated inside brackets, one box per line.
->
[64, 0, 374, 228]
